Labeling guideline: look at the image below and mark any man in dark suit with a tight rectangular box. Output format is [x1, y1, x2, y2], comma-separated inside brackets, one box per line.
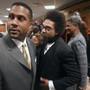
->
[35, 10, 81, 90]
[0, 2, 36, 90]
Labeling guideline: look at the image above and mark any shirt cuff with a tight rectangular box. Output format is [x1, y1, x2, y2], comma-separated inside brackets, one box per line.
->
[78, 86, 87, 90]
[49, 80, 55, 90]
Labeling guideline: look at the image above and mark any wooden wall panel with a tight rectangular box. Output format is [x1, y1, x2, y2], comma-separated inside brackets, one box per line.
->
[0, 24, 6, 32]
[61, 1, 90, 32]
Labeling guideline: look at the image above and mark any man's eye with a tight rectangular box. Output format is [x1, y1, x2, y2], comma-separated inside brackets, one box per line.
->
[46, 27, 51, 31]
[9, 14, 14, 19]
[18, 16, 25, 21]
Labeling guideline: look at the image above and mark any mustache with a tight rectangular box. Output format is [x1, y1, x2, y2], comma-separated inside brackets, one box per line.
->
[10, 25, 17, 28]
[9, 25, 20, 32]
[40, 33, 48, 42]
[10, 25, 13, 28]
[9, 29, 20, 32]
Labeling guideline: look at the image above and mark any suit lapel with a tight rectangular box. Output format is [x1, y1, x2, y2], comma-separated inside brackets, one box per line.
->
[44, 43, 56, 56]
[4, 34, 31, 70]
[44, 37, 61, 56]
[26, 38, 36, 87]
[26, 38, 36, 73]
[11, 47, 30, 69]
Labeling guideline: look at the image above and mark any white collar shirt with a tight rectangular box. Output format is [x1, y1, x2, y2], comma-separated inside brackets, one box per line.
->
[44, 42, 55, 54]
[12, 38, 31, 63]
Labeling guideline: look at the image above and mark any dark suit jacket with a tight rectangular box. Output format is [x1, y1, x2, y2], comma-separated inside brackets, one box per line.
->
[0, 34, 36, 90]
[35, 37, 81, 90]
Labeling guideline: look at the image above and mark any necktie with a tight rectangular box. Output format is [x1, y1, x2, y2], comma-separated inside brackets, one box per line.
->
[22, 44, 31, 69]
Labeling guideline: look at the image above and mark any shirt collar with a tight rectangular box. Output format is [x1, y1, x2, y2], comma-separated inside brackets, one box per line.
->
[12, 38, 27, 49]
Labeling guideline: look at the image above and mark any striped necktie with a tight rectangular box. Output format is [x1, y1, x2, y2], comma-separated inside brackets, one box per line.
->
[22, 44, 31, 69]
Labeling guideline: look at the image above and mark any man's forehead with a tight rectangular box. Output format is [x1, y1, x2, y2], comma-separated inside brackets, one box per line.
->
[43, 19, 55, 26]
[9, 6, 30, 17]
[11, 5, 29, 12]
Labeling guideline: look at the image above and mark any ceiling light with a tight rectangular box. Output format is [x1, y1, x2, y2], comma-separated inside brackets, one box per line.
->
[4, 15, 8, 18]
[6, 8, 11, 11]
[44, 5, 55, 9]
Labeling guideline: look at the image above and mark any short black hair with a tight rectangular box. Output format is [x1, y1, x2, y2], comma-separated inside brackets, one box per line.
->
[11, 2, 33, 20]
[44, 10, 66, 35]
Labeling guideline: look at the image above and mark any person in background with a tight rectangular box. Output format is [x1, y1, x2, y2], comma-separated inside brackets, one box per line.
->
[26, 25, 34, 38]
[26, 30, 31, 37]
[26, 25, 40, 38]
[0, 2, 36, 90]
[31, 33, 43, 47]
[34, 10, 81, 90]
[38, 18, 43, 32]
[31, 33, 43, 58]
[73, 11, 88, 42]
[32, 25, 40, 34]
[60, 29, 67, 43]
[66, 15, 87, 90]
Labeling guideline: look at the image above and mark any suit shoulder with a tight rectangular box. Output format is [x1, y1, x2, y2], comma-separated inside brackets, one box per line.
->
[27, 37, 35, 45]
[26, 37, 35, 50]
[56, 38, 74, 57]
[57, 38, 72, 51]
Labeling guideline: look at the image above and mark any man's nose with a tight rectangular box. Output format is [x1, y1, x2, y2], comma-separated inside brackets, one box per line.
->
[11, 18, 19, 26]
[42, 28, 46, 33]
[65, 27, 68, 30]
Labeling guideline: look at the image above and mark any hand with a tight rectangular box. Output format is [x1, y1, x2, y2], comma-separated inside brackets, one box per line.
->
[78, 89, 86, 90]
[40, 77, 49, 90]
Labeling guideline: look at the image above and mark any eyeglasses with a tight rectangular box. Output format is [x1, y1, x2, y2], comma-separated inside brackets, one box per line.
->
[41, 26, 54, 31]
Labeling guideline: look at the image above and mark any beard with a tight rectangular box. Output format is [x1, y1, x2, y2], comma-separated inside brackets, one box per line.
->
[41, 33, 49, 43]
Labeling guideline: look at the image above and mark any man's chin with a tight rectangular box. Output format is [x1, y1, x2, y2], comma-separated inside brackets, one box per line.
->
[42, 36, 48, 42]
[41, 33, 48, 42]
[9, 34, 18, 39]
